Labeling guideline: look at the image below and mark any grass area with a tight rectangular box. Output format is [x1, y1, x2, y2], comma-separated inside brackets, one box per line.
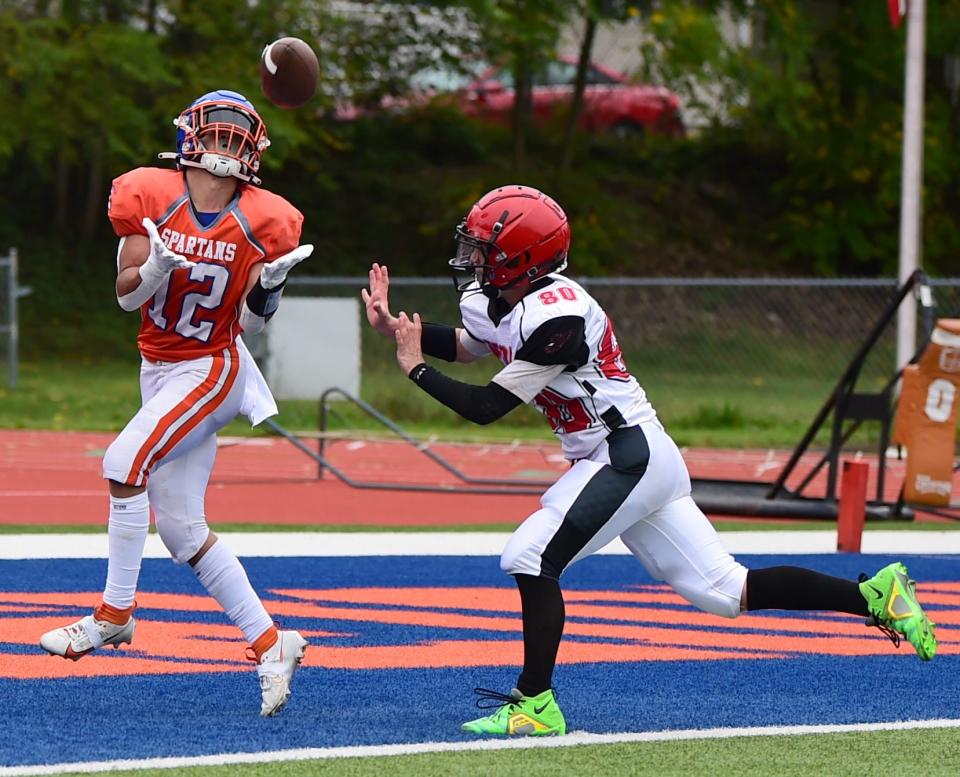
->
[0, 358, 888, 450]
[55, 727, 960, 777]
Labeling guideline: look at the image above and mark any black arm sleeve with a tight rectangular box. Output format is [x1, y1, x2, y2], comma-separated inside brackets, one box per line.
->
[420, 322, 458, 362]
[408, 363, 523, 425]
[515, 315, 589, 367]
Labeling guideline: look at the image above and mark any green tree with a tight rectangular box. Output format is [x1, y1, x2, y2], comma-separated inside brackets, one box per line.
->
[464, 0, 570, 172]
[640, 0, 960, 275]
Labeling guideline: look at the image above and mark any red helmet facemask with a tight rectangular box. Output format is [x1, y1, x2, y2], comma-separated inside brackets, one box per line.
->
[449, 185, 571, 295]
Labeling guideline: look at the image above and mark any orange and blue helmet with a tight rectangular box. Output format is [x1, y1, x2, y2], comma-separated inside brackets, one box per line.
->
[159, 90, 270, 185]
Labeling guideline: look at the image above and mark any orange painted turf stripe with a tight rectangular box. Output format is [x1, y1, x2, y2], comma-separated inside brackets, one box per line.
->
[4, 588, 958, 679]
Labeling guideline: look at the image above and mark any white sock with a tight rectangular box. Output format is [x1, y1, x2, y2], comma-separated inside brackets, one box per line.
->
[192, 539, 274, 644]
[102, 491, 150, 609]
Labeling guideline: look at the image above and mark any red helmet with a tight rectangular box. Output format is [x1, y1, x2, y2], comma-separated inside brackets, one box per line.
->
[450, 185, 571, 293]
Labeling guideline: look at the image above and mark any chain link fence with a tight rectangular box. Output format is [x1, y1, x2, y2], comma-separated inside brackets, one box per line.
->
[285, 275, 960, 438]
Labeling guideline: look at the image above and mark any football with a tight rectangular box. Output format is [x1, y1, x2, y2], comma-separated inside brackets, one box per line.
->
[260, 37, 319, 109]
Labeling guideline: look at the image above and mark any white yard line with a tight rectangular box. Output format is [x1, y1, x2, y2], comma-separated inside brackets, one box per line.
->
[0, 530, 959, 559]
[2, 718, 958, 776]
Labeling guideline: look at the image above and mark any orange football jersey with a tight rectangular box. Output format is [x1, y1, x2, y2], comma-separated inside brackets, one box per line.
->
[108, 167, 303, 362]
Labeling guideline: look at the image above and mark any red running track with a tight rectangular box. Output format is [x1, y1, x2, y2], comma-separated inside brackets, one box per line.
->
[0, 429, 954, 526]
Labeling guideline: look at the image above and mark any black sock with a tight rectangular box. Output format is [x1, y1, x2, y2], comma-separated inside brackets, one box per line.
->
[746, 566, 868, 616]
[514, 573, 565, 697]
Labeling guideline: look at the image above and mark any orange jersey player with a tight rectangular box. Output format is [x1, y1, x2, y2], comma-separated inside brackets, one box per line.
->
[107, 165, 304, 362]
[41, 90, 310, 717]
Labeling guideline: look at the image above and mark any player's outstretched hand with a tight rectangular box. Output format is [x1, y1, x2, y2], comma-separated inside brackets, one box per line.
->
[361, 262, 400, 337]
[395, 311, 424, 373]
[261, 244, 314, 290]
[142, 217, 196, 274]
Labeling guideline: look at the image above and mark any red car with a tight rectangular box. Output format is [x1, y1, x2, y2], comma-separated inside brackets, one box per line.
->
[454, 58, 684, 137]
[336, 58, 684, 137]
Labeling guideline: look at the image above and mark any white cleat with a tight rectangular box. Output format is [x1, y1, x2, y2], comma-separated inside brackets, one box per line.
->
[39, 614, 136, 661]
[255, 629, 308, 717]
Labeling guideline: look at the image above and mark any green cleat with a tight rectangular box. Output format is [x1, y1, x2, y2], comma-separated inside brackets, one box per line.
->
[859, 562, 937, 661]
[461, 688, 566, 736]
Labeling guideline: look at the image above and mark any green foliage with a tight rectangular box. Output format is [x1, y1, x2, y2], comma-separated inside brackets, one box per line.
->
[2, 0, 959, 314]
[640, 0, 960, 276]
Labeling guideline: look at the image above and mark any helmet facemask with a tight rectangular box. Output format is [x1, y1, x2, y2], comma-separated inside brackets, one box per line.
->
[449, 217, 508, 293]
[173, 100, 270, 184]
[449, 186, 572, 296]
[450, 209, 542, 296]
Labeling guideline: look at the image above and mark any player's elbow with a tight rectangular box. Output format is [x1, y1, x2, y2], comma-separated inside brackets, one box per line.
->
[463, 385, 520, 425]
[116, 294, 141, 313]
[455, 347, 481, 364]
[472, 408, 506, 425]
[239, 305, 267, 335]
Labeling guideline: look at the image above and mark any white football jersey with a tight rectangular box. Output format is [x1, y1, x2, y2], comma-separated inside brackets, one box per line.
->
[459, 274, 657, 460]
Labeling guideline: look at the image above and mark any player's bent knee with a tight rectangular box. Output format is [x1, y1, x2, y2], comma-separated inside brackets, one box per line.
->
[500, 505, 566, 577]
[102, 440, 137, 485]
[500, 538, 545, 577]
[674, 560, 748, 619]
[500, 540, 537, 576]
[155, 513, 210, 565]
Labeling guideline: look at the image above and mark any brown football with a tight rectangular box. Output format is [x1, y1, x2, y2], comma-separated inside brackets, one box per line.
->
[260, 37, 319, 109]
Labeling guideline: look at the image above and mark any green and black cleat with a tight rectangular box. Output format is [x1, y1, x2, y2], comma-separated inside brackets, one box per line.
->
[859, 562, 937, 661]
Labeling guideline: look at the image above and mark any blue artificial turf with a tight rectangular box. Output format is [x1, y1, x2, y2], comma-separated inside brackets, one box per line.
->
[1, 554, 956, 767]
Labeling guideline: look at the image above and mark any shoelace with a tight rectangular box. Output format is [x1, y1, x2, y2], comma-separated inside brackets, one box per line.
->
[859, 573, 901, 649]
[472, 687, 559, 710]
[65, 623, 86, 640]
[472, 688, 519, 710]
[866, 614, 901, 648]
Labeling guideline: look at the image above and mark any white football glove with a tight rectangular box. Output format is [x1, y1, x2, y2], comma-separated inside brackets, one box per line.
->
[117, 218, 197, 312]
[260, 244, 314, 290]
[142, 217, 197, 275]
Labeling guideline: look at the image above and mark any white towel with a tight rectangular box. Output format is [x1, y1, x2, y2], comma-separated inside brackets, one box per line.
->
[236, 336, 279, 426]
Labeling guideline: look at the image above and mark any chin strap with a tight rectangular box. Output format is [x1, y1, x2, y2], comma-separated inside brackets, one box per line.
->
[156, 152, 261, 186]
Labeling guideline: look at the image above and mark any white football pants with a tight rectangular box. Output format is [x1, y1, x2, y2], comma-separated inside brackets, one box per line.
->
[500, 420, 747, 618]
[102, 345, 246, 562]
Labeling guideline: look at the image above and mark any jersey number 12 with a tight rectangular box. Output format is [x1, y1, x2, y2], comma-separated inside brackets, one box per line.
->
[148, 264, 230, 343]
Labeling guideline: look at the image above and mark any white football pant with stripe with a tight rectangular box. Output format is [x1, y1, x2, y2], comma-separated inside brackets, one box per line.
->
[102, 346, 245, 563]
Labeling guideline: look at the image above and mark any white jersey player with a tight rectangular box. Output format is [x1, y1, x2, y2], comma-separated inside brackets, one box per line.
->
[458, 272, 656, 461]
[362, 184, 937, 737]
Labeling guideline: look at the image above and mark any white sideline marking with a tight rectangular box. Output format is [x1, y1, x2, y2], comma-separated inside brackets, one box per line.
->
[2, 718, 958, 775]
[0, 530, 958, 559]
